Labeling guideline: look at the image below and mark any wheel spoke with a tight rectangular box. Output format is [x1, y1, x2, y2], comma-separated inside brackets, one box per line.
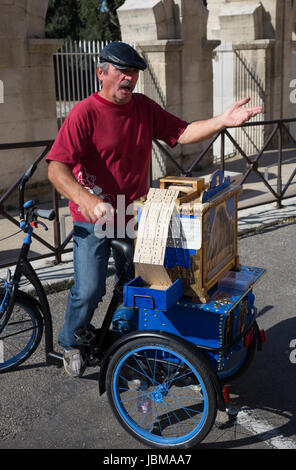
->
[108, 341, 216, 447]
[131, 353, 157, 384]
[0, 298, 42, 371]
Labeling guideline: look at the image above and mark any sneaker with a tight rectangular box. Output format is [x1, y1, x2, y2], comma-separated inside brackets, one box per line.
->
[189, 384, 202, 394]
[128, 379, 142, 390]
[63, 349, 86, 377]
[174, 375, 202, 393]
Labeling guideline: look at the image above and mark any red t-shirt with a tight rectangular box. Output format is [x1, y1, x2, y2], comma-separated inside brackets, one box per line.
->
[46, 92, 188, 224]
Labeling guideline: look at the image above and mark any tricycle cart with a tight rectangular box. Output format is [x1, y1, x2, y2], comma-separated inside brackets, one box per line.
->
[98, 262, 265, 448]
[0, 166, 266, 449]
[96, 171, 266, 448]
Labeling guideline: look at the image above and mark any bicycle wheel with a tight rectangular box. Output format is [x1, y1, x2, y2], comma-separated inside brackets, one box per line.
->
[0, 294, 43, 372]
[106, 336, 217, 449]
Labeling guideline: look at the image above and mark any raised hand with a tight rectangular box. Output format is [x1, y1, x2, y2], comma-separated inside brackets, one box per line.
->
[221, 97, 263, 128]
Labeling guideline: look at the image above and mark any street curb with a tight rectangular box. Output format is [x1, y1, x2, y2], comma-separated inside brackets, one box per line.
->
[238, 215, 296, 237]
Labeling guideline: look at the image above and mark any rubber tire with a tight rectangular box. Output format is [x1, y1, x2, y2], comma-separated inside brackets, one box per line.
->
[105, 335, 217, 449]
[0, 294, 43, 373]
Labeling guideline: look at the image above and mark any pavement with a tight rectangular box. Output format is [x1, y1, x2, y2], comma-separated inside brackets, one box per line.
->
[1, 161, 296, 453]
[1, 212, 296, 453]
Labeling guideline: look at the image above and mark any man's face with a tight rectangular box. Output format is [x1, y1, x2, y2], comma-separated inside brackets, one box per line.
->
[97, 64, 139, 105]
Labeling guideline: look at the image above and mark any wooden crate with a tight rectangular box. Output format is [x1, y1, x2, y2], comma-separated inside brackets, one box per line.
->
[133, 171, 242, 303]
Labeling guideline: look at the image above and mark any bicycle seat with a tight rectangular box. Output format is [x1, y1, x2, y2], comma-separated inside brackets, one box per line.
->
[110, 239, 134, 263]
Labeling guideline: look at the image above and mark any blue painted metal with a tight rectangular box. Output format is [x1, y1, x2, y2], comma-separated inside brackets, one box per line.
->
[123, 276, 184, 311]
[122, 265, 266, 372]
[23, 226, 33, 245]
[200, 170, 231, 204]
[23, 200, 34, 208]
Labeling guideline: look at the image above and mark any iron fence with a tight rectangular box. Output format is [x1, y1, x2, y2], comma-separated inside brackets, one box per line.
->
[212, 43, 266, 162]
[53, 40, 107, 125]
[0, 140, 70, 268]
[53, 40, 143, 127]
[234, 49, 265, 156]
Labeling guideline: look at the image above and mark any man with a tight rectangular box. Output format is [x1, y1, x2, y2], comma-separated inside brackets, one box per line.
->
[47, 42, 262, 377]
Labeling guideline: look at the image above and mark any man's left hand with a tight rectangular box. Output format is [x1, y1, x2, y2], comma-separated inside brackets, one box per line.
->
[221, 97, 262, 128]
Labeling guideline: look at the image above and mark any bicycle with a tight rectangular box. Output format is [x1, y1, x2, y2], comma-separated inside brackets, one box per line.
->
[0, 161, 266, 449]
[0, 161, 134, 374]
[0, 161, 56, 371]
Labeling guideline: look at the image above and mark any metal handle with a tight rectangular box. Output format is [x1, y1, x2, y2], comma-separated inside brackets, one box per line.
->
[132, 294, 155, 309]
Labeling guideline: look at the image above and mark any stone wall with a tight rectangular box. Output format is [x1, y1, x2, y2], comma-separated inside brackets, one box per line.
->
[0, 0, 62, 200]
[205, 0, 296, 154]
[207, 0, 295, 121]
[1, 0, 295, 195]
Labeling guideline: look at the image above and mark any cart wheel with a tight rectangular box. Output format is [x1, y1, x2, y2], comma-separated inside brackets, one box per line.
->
[0, 294, 43, 372]
[106, 336, 217, 449]
[218, 329, 257, 382]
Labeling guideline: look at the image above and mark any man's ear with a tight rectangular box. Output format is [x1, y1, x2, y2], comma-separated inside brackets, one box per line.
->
[97, 66, 104, 81]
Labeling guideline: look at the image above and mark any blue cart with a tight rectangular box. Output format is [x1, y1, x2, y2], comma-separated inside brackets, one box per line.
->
[99, 263, 266, 449]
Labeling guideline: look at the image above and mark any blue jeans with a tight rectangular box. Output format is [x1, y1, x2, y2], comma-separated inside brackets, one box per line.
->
[58, 221, 134, 348]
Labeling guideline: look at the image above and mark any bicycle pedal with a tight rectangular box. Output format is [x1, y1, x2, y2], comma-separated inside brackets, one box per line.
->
[74, 328, 97, 346]
[87, 354, 100, 367]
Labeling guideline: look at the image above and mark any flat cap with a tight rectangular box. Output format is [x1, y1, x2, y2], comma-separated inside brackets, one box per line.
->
[99, 42, 147, 71]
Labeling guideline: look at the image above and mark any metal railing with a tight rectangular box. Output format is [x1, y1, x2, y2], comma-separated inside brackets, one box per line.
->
[182, 117, 296, 209]
[53, 40, 107, 124]
[234, 49, 265, 156]
[0, 140, 73, 268]
[1, 117, 296, 268]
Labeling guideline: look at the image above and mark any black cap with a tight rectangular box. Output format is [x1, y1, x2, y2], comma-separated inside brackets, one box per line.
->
[99, 42, 147, 71]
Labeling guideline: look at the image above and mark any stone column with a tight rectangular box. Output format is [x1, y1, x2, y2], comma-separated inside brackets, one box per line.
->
[173, 0, 219, 168]
[136, 39, 184, 178]
[118, 0, 219, 182]
[0, 0, 63, 199]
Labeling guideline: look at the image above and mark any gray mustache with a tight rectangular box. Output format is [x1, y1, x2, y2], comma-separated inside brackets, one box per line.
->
[118, 81, 134, 90]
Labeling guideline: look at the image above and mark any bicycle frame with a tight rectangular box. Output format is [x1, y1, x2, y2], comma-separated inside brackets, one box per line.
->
[0, 220, 62, 365]
[1, 214, 138, 369]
